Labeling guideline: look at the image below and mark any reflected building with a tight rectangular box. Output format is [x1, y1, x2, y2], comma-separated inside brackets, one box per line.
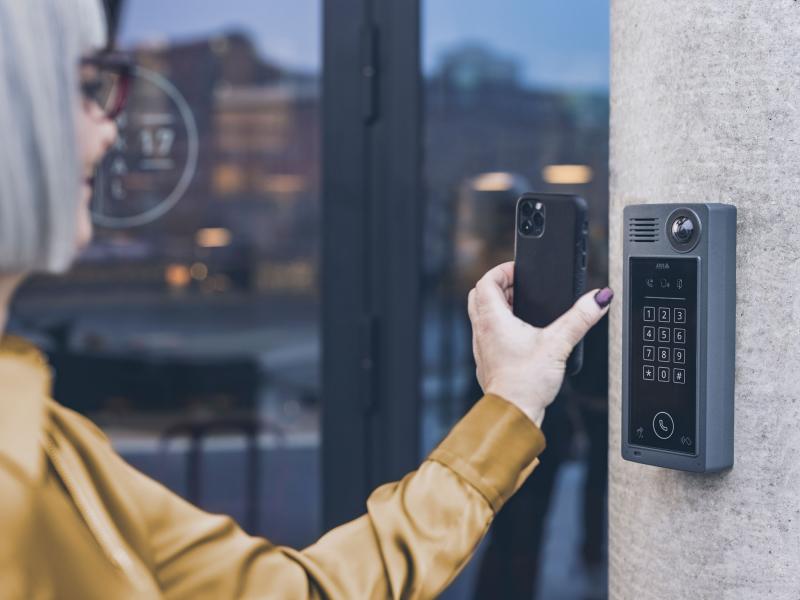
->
[21, 32, 320, 302]
[424, 42, 609, 284]
[421, 42, 610, 440]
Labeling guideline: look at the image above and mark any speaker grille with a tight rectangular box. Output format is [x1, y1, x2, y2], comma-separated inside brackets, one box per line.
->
[628, 217, 659, 243]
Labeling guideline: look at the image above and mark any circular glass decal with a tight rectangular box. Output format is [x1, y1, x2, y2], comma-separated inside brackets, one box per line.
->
[91, 66, 199, 228]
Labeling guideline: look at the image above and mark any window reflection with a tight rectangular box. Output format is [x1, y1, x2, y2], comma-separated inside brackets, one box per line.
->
[11, 1, 321, 549]
[422, 40, 609, 447]
[421, 2, 609, 598]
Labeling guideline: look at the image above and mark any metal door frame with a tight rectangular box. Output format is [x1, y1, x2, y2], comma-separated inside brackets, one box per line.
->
[322, 0, 422, 528]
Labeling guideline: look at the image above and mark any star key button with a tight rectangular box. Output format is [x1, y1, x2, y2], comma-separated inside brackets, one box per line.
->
[643, 365, 655, 381]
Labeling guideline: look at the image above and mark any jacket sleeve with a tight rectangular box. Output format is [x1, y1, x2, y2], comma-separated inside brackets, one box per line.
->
[124, 394, 546, 599]
[0, 461, 53, 599]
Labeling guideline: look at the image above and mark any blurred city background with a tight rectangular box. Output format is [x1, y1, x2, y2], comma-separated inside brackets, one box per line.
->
[8, 1, 609, 598]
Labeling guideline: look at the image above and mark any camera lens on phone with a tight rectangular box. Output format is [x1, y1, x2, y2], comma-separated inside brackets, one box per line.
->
[532, 212, 544, 227]
[520, 220, 533, 234]
[520, 200, 534, 217]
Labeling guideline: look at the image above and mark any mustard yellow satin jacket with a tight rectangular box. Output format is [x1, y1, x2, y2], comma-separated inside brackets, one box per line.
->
[0, 336, 545, 599]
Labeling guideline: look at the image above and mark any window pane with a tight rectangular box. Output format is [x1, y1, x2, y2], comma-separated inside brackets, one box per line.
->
[421, 2, 609, 598]
[12, 0, 321, 548]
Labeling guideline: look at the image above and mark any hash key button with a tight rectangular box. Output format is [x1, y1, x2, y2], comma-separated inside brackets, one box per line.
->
[674, 308, 686, 324]
[673, 368, 686, 384]
[658, 307, 671, 323]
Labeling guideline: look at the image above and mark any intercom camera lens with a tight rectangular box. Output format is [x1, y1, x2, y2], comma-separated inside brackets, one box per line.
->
[520, 220, 533, 234]
[532, 212, 545, 227]
[520, 200, 534, 217]
[671, 217, 694, 243]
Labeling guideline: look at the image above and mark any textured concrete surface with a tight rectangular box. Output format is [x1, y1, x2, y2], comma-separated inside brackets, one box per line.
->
[609, 1, 800, 598]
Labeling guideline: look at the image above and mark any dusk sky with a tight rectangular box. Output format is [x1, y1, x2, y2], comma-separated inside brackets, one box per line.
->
[118, 0, 608, 92]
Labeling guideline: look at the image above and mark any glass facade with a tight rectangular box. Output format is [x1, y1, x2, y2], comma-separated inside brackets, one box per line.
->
[10, 0, 322, 548]
[421, 2, 610, 598]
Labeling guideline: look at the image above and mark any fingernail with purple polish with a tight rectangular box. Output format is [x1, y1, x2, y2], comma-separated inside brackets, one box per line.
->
[594, 287, 614, 308]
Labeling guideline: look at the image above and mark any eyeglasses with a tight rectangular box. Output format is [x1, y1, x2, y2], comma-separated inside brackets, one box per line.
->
[79, 53, 133, 120]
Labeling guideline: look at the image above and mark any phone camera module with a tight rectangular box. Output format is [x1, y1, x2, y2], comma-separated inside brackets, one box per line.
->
[518, 197, 544, 237]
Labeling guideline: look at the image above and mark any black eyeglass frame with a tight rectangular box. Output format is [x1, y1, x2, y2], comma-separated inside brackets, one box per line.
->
[79, 52, 134, 120]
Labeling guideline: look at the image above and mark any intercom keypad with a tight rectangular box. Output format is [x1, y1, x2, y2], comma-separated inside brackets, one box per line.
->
[628, 257, 697, 454]
[639, 312, 686, 381]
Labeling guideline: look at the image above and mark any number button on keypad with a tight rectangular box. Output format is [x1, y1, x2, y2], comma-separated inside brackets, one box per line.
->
[643, 346, 655, 361]
[658, 327, 671, 343]
[643, 326, 655, 342]
[673, 348, 685, 364]
[674, 308, 686, 324]
[674, 328, 686, 344]
[643, 306, 656, 322]
[658, 307, 671, 323]
[658, 347, 670, 363]
[657, 366, 670, 383]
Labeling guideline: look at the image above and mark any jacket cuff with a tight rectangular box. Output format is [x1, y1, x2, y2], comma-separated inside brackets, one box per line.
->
[426, 394, 546, 513]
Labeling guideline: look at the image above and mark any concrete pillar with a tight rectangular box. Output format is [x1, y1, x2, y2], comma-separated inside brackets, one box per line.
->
[609, 2, 800, 598]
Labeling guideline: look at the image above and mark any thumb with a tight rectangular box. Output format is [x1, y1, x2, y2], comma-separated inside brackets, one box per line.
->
[546, 287, 613, 352]
[473, 262, 515, 318]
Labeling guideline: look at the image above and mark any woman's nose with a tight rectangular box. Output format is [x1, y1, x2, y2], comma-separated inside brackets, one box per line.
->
[100, 117, 118, 154]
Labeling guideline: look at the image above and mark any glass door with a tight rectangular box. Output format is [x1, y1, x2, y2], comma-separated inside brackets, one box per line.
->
[12, 0, 322, 548]
[420, 2, 610, 598]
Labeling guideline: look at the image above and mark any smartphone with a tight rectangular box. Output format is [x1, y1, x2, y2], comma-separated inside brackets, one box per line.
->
[513, 192, 588, 375]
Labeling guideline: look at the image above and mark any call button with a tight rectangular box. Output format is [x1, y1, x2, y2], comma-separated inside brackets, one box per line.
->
[652, 411, 675, 440]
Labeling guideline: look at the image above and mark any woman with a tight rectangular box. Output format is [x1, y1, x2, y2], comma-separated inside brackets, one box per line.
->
[0, 1, 613, 598]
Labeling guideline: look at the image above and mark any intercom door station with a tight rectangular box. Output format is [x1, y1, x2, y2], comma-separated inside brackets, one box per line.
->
[622, 203, 736, 472]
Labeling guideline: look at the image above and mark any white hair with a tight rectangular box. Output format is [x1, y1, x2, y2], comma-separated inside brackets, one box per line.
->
[0, 0, 107, 273]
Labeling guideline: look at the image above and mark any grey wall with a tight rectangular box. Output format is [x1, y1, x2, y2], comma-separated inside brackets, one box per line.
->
[609, 1, 800, 598]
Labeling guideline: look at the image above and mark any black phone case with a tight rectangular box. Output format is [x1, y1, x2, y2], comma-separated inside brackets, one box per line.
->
[513, 193, 588, 375]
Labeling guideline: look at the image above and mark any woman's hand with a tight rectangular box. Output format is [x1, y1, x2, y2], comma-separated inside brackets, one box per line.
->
[468, 262, 613, 427]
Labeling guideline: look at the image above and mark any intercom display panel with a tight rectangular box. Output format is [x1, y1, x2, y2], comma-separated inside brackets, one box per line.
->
[628, 257, 697, 454]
